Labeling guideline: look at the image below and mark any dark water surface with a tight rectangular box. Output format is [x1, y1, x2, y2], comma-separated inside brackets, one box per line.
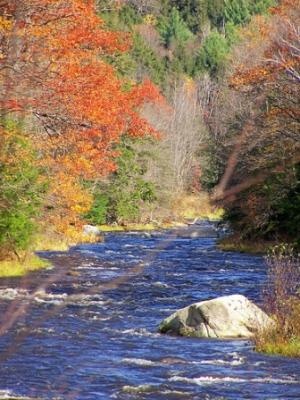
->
[0, 222, 299, 399]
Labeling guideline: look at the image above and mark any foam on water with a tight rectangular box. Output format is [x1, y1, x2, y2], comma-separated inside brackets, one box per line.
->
[0, 288, 29, 300]
[196, 357, 245, 366]
[120, 328, 161, 338]
[160, 389, 193, 396]
[169, 375, 300, 386]
[0, 222, 299, 400]
[192, 352, 246, 366]
[121, 358, 158, 367]
[121, 384, 159, 393]
[0, 287, 109, 308]
[153, 281, 171, 288]
[0, 390, 39, 399]
[33, 291, 68, 305]
[121, 356, 248, 369]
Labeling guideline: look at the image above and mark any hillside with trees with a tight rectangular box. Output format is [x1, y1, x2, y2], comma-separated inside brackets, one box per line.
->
[0, 0, 299, 261]
[0, 0, 161, 261]
[93, 0, 299, 248]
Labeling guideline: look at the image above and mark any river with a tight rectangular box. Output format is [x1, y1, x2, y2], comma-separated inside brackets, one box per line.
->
[0, 221, 299, 399]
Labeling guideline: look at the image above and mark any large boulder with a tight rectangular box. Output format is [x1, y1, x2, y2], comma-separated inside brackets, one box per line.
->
[159, 294, 273, 339]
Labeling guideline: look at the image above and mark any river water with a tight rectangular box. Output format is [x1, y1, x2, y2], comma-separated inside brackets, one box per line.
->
[0, 222, 299, 399]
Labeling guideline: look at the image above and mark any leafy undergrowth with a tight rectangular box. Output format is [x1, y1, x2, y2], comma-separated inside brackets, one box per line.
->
[94, 193, 223, 233]
[0, 255, 50, 278]
[254, 245, 300, 358]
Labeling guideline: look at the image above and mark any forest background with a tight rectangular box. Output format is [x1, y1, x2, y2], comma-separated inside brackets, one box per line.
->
[0, 0, 299, 263]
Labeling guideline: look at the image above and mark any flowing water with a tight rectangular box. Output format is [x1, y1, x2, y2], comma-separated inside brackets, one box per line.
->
[0, 222, 299, 399]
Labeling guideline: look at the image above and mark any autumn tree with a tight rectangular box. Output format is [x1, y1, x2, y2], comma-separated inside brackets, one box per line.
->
[212, 0, 300, 240]
[0, 0, 161, 238]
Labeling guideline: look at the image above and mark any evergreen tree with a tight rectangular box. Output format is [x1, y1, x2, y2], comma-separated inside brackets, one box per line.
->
[197, 31, 229, 75]
[208, 0, 226, 27]
[224, 0, 251, 25]
[0, 121, 45, 258]
[157, 8, 193, 48]
[167, 0, 210, 33]
[86, 138, 157, 224]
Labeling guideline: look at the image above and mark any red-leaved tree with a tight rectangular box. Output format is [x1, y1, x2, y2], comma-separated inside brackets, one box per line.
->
[0, 0, 161, 234]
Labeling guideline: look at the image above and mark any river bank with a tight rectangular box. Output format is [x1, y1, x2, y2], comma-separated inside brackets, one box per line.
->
[0, 195, 223, 279]
[0, 222, 187, 278]
[1, 220, 298, 359]
[217, 235, 277, 254]
[0, 221, 299, 399]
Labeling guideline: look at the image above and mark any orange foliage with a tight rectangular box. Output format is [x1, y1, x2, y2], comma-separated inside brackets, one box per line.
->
[231, 0, 300, 88]
[0, 0, 162, 235]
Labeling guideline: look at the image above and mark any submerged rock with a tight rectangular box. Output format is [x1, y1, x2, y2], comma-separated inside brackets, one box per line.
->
[159, 294, 273, 339]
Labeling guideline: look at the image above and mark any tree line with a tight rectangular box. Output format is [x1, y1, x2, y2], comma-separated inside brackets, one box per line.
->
[0, 0, 161, 259]
[0, 0, 299, 261]
[95, 0, 299, 247]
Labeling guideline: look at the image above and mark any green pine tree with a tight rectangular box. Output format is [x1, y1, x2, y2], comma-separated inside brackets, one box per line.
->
[157, 8, 193, 48]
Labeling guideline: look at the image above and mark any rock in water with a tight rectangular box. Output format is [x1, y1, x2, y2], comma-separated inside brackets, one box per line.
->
[159, 294, 273, 339]
[83, 224, 101, 236]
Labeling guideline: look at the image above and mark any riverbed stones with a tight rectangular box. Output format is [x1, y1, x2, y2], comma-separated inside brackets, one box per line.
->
[159, 294, 273, 339]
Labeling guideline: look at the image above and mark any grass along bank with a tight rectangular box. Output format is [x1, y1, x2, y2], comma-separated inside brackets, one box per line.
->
[97, 221, 188, 233]
[171, 193, 224, 222]
[254, 245, 300, 358]
[0, 230, 104, 278]
[0, 255, 50, 278]
[217, 235, 277, 254]
[255, 331, 300, 358]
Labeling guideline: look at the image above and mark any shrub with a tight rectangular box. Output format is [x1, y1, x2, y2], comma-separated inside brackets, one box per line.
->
[224, 0, 275, 25]
[255, 244, 300, 357]
[84, 194, 109, 225]
[264, 245, 300, 333]
[224, 0, 252, 25]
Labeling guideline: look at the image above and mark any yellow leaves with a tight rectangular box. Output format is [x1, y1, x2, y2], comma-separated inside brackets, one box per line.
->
[46, 173, 92, 235]
[271, 0, 300, 16]
[0, 16, 12, 32]
[0, 0, 161, 237]
[0, 128, 31, 166]
[183, 76, 197, 96]
[253, 15, 271, 39]
[230, 66, 270, 88]
[28, 25, 51, 38]
[143, 14, 157, 26]
[231, 0, 299, 91]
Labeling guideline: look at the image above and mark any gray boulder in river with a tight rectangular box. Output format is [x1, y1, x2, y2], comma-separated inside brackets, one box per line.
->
[83, 224, 101, 236]
[159, 294, 273, 339]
